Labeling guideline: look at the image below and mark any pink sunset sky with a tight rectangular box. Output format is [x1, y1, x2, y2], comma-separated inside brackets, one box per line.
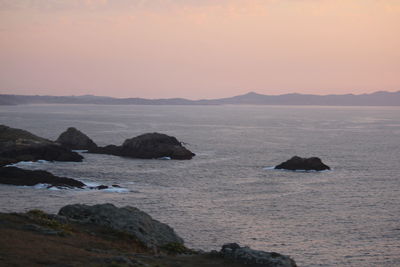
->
[0, 0, 399, 99]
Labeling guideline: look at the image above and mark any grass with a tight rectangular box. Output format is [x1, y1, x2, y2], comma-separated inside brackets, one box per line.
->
[27, 209, 73, 235]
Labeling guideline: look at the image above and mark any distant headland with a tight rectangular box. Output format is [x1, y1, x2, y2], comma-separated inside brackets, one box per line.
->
[1, 91, 399, 106]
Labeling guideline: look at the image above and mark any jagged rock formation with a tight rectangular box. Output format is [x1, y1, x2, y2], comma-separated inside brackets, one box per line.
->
[58, 203, 184, 249]
[90, 132, 195, 160]
[275, 156, 330, 171]
[0, 125, 83, 166]
[220, 243, 297, 267]
[56, 127, 98, 150]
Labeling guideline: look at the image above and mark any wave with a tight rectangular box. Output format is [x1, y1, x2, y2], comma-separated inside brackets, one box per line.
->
[6, 160, 51, 167]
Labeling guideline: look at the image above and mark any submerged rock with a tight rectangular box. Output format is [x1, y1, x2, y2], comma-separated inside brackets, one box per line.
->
[56, 127, 97, 150]
[90, 132, 195, 160]
[275, 156, 330, 171]
[220, 243, 297, 267]
[0, 125, 83, 166]
[0, 166, 85, 188]
[58, 203, 184, 248]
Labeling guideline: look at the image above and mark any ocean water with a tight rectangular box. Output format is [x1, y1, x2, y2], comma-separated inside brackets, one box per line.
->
[0, 104, 399, 266]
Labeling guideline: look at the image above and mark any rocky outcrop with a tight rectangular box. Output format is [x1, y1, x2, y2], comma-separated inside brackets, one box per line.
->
[0, 210, 299, 266]
[90, 132, 195, 160]
[56, 127, 98, 150]
[275, 156, 330, 171]
[0, 125, 83, 166]
[0, 166, 85, 188]
[0, 166, 123, 190]
[58, 203, 184, 248]
[220, 243, 297, 267]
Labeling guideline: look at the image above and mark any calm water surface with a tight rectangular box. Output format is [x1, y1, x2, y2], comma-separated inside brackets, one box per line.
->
[1, 104, 399, 266]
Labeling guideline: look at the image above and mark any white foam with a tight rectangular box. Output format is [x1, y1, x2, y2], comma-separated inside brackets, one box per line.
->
[158, 156, 171, 160]
[102, 187, 130, 193]
[6, 160, 51, 167]
[48, 186, 61, 191]
[72, 150, 88, 153]
[83, 181, 101, 187]
[263, 166, 275, 170]
[31, 183, 70, 190]
[81, 182, 130, 193]
[33, 183, 50, 189]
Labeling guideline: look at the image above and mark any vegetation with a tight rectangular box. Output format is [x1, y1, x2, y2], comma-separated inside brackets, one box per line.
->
[27, 209, 73, 235]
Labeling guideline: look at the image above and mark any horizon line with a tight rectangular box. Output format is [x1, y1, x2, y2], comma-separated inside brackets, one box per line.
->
[1, 90, 400, 101]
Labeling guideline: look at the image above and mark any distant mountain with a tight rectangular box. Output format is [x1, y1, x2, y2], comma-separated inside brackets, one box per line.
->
[0, 91, 399, 106]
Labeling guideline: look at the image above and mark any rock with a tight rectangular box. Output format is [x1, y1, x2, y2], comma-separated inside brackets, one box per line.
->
[22, 224, 64, 236]
[120, 133, 195, 160]
[56, 127, 98, 150]
[102, 256, 133, 265]
[0, 125, 83, 166]
[274, 156, 330, 171]
[90, 185, 108, 190]
[220, 243, 297, 267]
[90, 132, 195, 160]
[0, 166, 85, 188]
[58, 203, 184, 249]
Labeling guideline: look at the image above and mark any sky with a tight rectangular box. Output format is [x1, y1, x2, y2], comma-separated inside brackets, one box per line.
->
[0, 0, 399, 99]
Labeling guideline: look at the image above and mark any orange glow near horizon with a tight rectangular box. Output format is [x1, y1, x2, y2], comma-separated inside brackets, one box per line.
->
[0, 0, 399, 99]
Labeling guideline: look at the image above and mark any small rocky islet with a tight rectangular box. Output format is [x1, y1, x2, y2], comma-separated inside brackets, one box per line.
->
[55, 126, 195, 160]
[89, 132, 195, 160]
[275, 156, 330, 171]
[0, 124, 83, 167]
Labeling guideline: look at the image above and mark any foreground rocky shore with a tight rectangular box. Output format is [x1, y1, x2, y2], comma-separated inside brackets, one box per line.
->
[0, 204, 297, 267]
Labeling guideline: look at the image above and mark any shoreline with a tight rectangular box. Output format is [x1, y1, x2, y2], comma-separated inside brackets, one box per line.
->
[0, 204, 297, 267]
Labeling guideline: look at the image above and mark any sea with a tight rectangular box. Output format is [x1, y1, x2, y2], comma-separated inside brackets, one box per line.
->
[0, 104, 399, 266]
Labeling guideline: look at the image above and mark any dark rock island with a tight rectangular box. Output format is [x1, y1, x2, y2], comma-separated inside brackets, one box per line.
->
[56, 127, 98, 150]
[90, 132, 195, 160]
[275, 156, 330, 171]
[0, 124, 83, 167]
[0, 166, 85, 188]
[0, 166, 120, 190]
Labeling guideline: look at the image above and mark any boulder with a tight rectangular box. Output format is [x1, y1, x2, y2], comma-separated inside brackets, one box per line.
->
[0, 125, 83, 166]
[58, 203, 184, 248]
[275, 156, 330, 171]
[120, 133, 195, 160]
[220, 243, 297, 267]
[0, 166, 85, 188]
[56, 127, 97, 150]
[90, 132, 195, 160]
